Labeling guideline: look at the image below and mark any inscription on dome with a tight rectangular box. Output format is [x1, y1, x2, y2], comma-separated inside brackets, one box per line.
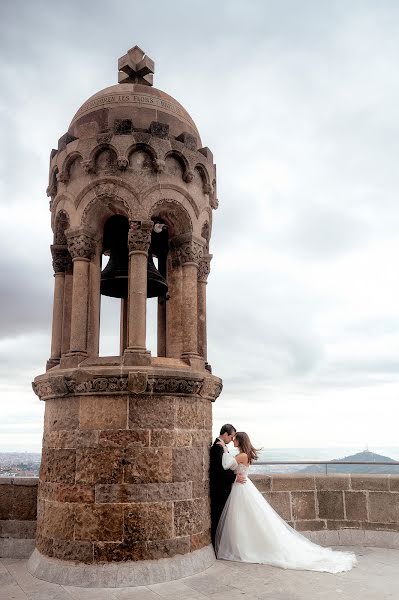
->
[74, 92, 195, 129]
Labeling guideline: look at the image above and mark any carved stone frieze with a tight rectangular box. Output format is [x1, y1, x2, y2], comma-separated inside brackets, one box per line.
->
[128, 221, 152, 253]
[56, 171, 68, 184]
[51, 245, 72, 273]
[82, 160, 95, 174]
[31, 372, 223, 400]
[154, 159, 165, 173]
[147, 377, 203, 395]
[66, 232, 96, 260]
[183, 170, 194, 183]
[74, 376, 128, 394]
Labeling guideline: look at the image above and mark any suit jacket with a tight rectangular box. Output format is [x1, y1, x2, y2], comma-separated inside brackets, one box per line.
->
[209, 438, 236, 501]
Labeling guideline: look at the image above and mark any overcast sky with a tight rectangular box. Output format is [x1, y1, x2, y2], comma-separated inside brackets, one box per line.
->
[1, 0, 399, 452]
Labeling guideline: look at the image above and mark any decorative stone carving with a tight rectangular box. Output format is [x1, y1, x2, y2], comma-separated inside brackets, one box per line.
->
[117, 157, 129, 170]
[56, 171, 68, 184]
[128, 222, 152, 253]
[200, 377, 223, 401]
[210, 195, 219, 210]
[82, 160, 94, 174]
[51, 245, 72, 273]
[154, 159, 165, 173]
[67, 232, 96, 260]
[95, 182, 117, 198]
[198, 255, 211, 283]
[114, 119, 133, 134]
[176, 240, 204, 266]
[97, 132, 113, 145]
[147, 377, 203, 395]
[128, 371, 148, 393]
[203, 183, 212, 195]
[32, 376, 73, 400]
[74, 376, 128, 394]
[54, 211, 70, 245]
[183, 170, 194, 183]
[46, 182, 57, 198]
[150, 121, 169, 138]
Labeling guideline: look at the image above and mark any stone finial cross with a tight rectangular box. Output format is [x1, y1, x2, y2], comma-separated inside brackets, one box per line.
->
[118, 45, 154, 86]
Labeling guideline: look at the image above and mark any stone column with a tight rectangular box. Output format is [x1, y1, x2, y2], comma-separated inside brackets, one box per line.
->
[66, 230, 96, 357]
[120, 298, 128, 354]
[166, 250, 183, 358]
[124, 221, 152, 365]
[197, 254, 212, 363]
[61, 270, 73, 356]
[87, 246, 101, 357]
[176, 237, 204, 364]
[46, 245, 72, 370]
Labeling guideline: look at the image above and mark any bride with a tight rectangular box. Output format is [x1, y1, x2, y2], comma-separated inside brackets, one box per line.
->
[215, 432, 357, 573]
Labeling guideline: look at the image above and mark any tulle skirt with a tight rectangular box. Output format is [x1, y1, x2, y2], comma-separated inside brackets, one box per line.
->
[215, 478, 357, 573]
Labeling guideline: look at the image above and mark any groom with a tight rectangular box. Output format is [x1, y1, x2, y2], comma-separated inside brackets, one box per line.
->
[209, 423, 246, 548]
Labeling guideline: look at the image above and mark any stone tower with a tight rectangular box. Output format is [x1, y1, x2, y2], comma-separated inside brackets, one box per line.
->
[29, 45, 222, 587]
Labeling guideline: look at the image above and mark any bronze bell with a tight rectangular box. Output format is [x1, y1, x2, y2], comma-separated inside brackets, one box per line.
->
[147, 254, 168, 298]
[100, 216, 168, 299]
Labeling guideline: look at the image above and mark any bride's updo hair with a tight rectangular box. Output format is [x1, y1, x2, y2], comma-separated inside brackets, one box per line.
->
[234, 432, 259, 464]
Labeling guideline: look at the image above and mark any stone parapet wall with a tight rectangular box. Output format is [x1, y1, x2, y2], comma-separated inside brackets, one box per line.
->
[0, 477, 37, 558]
[251, 473, 399, 548]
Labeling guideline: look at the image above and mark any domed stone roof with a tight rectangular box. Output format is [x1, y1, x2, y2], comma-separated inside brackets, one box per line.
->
[68, 46, 200, 143]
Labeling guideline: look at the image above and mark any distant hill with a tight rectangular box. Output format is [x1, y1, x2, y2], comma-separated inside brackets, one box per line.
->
[300, 450, 399, 474]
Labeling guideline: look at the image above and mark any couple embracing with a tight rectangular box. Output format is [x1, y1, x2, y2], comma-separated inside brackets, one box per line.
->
[210, 424, 357, 573]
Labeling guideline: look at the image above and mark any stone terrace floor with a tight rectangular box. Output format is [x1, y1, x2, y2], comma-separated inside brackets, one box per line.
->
[1, 547, 398, 600]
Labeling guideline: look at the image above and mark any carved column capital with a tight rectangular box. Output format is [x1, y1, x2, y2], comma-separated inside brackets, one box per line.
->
[51, 244, 72, 273]
[198, 254, 212, 282]
[66, 230, 96, 260]
[128, 220, 153, 254]
[175, 237, 204, 266]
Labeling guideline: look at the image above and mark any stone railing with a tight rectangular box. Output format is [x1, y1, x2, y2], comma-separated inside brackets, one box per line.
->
[0, 478, 37, 558]
[1, 473, 399, 558]
[251, 473, 399, 548]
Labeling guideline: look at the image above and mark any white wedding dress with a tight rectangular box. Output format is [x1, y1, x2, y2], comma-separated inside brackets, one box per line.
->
[215, 455, 357, 573]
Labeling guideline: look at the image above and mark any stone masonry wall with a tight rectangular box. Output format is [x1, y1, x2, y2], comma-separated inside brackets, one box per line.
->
[3, 473, 399, 559]
[0, 478, 37, 557]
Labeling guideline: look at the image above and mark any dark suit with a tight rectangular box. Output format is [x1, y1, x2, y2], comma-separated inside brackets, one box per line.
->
[209, 438, 236, 547]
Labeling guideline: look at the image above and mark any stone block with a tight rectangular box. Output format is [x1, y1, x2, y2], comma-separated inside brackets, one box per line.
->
[0, 519, 36, 539]
[192, 479, 209, 498]
[317, 491, 345, 520]
[150, 429, 175, 447]
[191, 431, 210, 447]
[40, 449, 76, 484]
[36, 533, 54, 557]
[52, 483, 94, 503]
[99, 429, 150, 448]
[125, 447, 172, 484]
[79, 396, 128, 430]
[172, 447, 202, 482]
[95, 484, 148, 503]
[42, 501, 75, 539]
[175, 397, 204, 429]
[176, 132, 197, 150]
[263, 492, 291, 520]
[150, 121, 169, 138]
[129, 396, 176, 429]
[326, 520, 362, 530]
[0, 486, 13, 519]
[124, 502, 173, 542]
[57, 430, 99, 448]
[315, 475, 350, 491]
[175, 430, 193, 447]
[294, 520, 326, 531]
[52, 539, 93, 563]
[251, 475, 272, 492]
[360, 521, 399, 531]
[75, 448, 123, 484]
[344, 491, 368, 521]
[368, 492, 399, 523]
[44, 397, 79, 431]
[272, 475, 315, 491]
[291, 492, 316, 520]
[390, 477, 399, 491]
[351, 475, 389, 491]
[146, 536, 190, 559]
[190, 529, 211, 551]
[75, 503, 123, 541]
[146, 482, 192, 502]
[174, 498, 207, 536]
[94, 540, 147, 562]
[12, 485, 37, 520]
